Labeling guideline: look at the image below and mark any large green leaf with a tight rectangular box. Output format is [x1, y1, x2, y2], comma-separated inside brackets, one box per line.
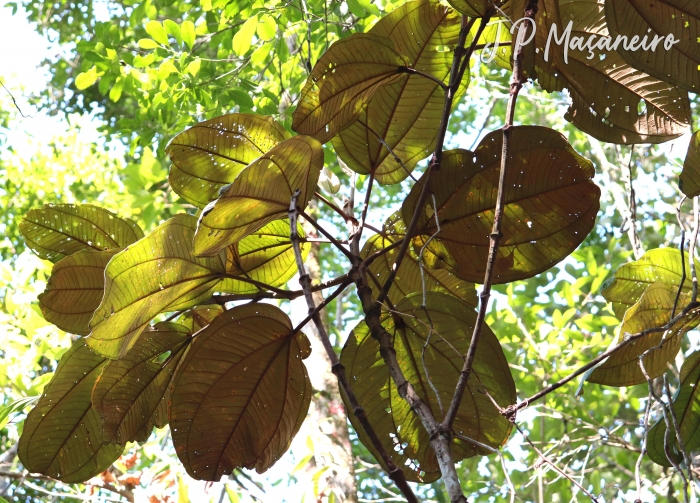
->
[38, 250, 116, 335]
[169, 304, 312, 480]
[403, 127, 600, 284]
[332, 0, 464, 185]
[648, 351, 700, 467]
[680, 131, 700, 198]
[218, 219, 310, 294]
[88, 214, 225, 359]
[18, 339, 123, 483]
[605, 0, 700, 93]
[361, 232, 477, 308]
[602, 248, 694, 319]
[166, 113, 290, 208]
[340, 292, 515, 483]
[292, 33, 408, 143]
[193, 136, 323, 257]
[20, 204, 143, 262]
[589, 283, 699, 387]
[511, 0, 691, 144]
[92, 322, 190, 445]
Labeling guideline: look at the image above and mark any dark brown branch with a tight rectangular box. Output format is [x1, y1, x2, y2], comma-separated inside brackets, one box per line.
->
[314, 191, 359, 224]
[350, 173, 375, 256]
[442, 0, 538, 432]
[207, 273, 351, 304]
[350, 15, 487, 503]
[672, 229, 687, 319]
[361, 237, 406, 268]
[690, 197, 699, 303]
[287, 190, 419, 503]
[664, 374, 695, 488]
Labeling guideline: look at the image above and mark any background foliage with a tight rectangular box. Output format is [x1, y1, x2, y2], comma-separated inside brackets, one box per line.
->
[0, 0, 699, 501]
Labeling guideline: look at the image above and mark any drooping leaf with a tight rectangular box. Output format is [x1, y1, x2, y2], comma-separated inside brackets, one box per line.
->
[403, 127, 600, 284]
[511, 0, 691, 144]
[602, 248, 693, 319]
[680, 131, 700, 198]
[589, 283, 700, 387]
[647, 351, 700, 467]
[292, 33, 408, 143]
[88, 214, 225, 359]
[193, 136, 323, 257]
[218, 219, 310, 294]
[340, 292, 515, 482]
[332, 0, 464, 184]
[92, 322, 191, 445]
[445, 0, 492, 17]
[361, 232, 477, 308]
[169, 304, 312, 480]
[20, 204, 144, 262]
[18, 339, 123, 483]
[38, 250, 116, 335]
[166, 114, 290, 208]
[177, 305, 225, 333]
[605, 0, 700, 93]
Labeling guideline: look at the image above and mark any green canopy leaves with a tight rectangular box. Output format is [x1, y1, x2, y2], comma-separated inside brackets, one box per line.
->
[166, 113, 290, 208]
[38, 250, 116, 335]
[92, 322, 190, 445]
[20, 204, 143, 262]
[88, 214, 225, 358]
[194, 136, 323, 256]
[403, 127, 600, 284]
[18, 339, 123, 483]
[292, 33, 408, 144]
[170, 304, 311, 480]
[332, 0, 463, 184]
[340, 292, 514, 482]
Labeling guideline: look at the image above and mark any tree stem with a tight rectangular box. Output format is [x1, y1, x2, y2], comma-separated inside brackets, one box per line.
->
[288, 190, 419, 503]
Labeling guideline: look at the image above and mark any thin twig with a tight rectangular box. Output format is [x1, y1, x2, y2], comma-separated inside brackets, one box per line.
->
[636, 391, 652, 500]
[673, 229, 687, 319]
[300, 210, 355, 261]
[513, 422, 601, 502]
[690, 197, 700, 303]
[509, 298, 700, 414]
[453, 434, 516, 503]
[287, 190, 419, 503]
[443, 0, 539, 432]
[626, 146, 644, 260]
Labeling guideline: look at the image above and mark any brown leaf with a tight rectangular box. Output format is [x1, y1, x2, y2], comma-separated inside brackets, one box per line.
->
[590, 283, 699, 386]
[20, 204, 143, 263]
[292, 33, 408, 143]
[18, 339, 123, 482]
[92, 322, 191, 445]
[169, 304, 312, 480]
[332, 0, 464, 184]
[340, 292, 515, 482]
[680, 131, 700, 198]
[193, 136, 323, 257]
[166, 114, 290, 208]
[403, 126, 600, 284]
[605, 0, 700, 93]
[39, 250, 116, 335]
